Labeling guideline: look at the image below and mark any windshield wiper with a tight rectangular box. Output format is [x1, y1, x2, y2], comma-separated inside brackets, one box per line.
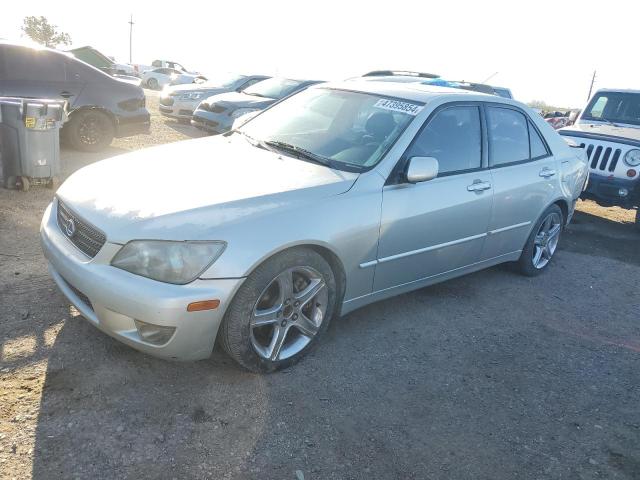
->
[598, 118, 621, 127]
[244, 92, 266, 98]
[264, 140, 334, 167]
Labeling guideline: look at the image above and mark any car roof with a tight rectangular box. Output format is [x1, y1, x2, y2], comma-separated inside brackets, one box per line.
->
[594, 88, 640, 95]
[0, 40, 74, 58]
[315, 79, 523, 107]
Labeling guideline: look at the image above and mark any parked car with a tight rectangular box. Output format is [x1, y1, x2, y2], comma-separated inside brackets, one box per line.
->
[159, 74, 270, 122]
[41, 81, 588, 372]
[559, 89, 640, 227]
[132, 59, 197, 77]
[0, 41, 150, 152]
[492, 86, 513, 99]
[142, 68, 205, 90]
[68, 46, 136, 77]
[191, 77, 323, 134]
[544, 111, 571, 130]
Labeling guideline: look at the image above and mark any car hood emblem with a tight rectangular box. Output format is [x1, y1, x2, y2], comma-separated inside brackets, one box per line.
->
[63, 216, 76, 238]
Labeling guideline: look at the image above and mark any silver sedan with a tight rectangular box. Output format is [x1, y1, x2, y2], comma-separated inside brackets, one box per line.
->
[40, 81, 588, 372]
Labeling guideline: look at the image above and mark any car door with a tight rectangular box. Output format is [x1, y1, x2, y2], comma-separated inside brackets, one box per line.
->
[482, 104, 558, 259]
[2, 46, 72, 100]
[373, 104, 494, 291]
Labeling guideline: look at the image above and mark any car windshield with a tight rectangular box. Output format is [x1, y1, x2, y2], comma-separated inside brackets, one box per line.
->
[582, 92, 640, 126]
[243, 78, 304, 100]
[239, 88, 420, 171]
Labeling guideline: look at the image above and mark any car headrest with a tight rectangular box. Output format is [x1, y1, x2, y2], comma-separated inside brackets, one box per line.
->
[365, 112, 396, 141]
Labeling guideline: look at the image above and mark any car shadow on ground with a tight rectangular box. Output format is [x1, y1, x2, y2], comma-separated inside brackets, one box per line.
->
[563, 209, 640, 266]
[162, 119, 209, 139]
[26, 250, 640, 479]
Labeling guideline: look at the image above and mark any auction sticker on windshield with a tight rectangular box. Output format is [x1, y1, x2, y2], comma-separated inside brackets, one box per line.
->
[374, 99, 423, 116]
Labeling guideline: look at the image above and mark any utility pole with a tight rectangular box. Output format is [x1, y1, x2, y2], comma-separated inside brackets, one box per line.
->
[587, 70, 596, 101]
[128, 14, 134, 63]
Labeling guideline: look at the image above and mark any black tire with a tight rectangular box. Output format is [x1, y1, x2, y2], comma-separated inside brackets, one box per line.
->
[3, 176, 17, 190]
[219, 247, 337, 373]
[147, 78, 159, 90]
[516, 204, 564, 277]
[19, 176, 30, 192]
[65, 110, 115, 152]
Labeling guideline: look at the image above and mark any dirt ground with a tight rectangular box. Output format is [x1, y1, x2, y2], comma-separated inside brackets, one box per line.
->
[1, 92, 639, 480]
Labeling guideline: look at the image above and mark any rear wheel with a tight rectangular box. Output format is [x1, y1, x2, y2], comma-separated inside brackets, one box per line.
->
[516, 204, 564, 276]
[65, 110, 115, 152]
[219, 248, 337, 373]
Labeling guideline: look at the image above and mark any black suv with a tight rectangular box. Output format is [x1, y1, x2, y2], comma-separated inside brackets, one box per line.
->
[0, 42, 150, 151]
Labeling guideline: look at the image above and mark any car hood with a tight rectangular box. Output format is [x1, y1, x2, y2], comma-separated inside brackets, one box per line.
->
[561, 123, 640, 144]
[56, 135, 359, 243]
[205, 91, 275, 109]
[168, 82, 231, 93]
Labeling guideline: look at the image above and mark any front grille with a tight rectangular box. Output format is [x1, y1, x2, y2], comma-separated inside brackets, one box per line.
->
[579, 142, 622, 173]
[56, 200, 106, 258]
[160, 96, 174, 106]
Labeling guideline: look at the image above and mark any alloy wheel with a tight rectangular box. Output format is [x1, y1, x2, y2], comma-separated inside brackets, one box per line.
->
[532, 212, 562, 269]
[250, 266, 327, 361]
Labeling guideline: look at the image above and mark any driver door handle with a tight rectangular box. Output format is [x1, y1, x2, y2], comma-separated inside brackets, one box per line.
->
[59, 91, 74, 99]
[539, 168, 556, 178]
[467, 180, 492, 192]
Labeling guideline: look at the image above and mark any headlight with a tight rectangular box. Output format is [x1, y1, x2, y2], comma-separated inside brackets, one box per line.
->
[231, 108, 260, 119]
[623, 149, 640, 167]
[111, 240, 226, 284]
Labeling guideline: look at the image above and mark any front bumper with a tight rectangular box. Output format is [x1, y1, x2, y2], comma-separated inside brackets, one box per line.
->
[158, 97, 199, 120]
[40, 201, 244, 361]
[582, 173, 639, 208]
[190, 109, 233, 134]
[115, 112, 151, 137]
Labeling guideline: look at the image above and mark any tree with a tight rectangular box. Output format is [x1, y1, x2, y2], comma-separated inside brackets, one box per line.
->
[21, 16, 72, 47]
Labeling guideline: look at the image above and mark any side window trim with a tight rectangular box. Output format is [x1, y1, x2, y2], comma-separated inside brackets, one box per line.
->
[483, 102, 552, 169]
[386, 101, 487, 185]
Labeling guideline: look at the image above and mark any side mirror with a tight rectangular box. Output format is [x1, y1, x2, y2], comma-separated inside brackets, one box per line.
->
[406, 156, 439, 183]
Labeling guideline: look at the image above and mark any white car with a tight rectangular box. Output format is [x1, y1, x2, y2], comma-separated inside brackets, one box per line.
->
[142, 68, 205, 90]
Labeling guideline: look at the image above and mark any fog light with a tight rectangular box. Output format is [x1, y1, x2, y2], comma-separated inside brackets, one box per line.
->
[134, 319, 176, 346]
[627, 169, 637, 178]
[618, 188, 629, 197]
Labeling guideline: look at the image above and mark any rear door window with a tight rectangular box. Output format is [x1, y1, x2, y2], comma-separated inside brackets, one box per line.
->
[486, 107, 530, 166]
[529, 121, 549, 159]
[3, 47, 66, 82]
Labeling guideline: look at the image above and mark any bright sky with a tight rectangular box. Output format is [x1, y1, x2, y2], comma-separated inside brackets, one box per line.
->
[2, 0, 638, 108]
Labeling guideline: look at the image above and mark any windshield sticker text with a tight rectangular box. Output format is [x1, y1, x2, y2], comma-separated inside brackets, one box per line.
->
[374, 99, 423, 116]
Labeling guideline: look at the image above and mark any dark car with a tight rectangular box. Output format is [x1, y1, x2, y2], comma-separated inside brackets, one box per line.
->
[0, 42, 150, 151]
[191, 77, 323, 134]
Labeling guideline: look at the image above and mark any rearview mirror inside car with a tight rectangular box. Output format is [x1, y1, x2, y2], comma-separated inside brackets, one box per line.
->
[406, 156, 439, 183]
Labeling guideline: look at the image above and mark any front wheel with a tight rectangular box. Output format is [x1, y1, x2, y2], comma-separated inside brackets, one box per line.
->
[65, 110, 115, 152]
[635, 208, 640, 231]
[516, 204, 564, 276]
[219, 248, 337, 373]
[147, 77, 159, 90]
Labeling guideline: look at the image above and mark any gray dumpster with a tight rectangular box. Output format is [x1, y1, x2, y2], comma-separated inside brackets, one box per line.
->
[0, 97, 66, 191]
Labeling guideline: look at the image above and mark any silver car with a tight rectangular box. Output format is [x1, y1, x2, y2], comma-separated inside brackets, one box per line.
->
[158, 74, 269, 121]
[40, 81, 588, 372]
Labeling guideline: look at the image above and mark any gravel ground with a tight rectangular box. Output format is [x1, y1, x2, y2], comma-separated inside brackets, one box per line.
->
[1, 93, 639, 480]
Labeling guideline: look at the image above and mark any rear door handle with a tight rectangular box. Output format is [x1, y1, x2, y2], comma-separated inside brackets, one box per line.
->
[59, 91, 74, 99]
[467, 181, 492, 192]
[539, 168, 556, 178]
